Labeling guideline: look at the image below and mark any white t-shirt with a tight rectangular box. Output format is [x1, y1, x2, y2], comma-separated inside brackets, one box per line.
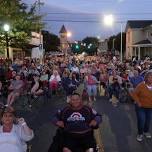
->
[71, 67, 79, 73]
[0, 124, 34, 152]
[49, 75, 61, 82]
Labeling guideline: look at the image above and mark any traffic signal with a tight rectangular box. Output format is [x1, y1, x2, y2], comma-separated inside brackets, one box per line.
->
[75, 44, 79, 49]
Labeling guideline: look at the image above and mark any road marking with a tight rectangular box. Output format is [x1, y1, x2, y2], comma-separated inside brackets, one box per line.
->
[94, 127, 104, 152]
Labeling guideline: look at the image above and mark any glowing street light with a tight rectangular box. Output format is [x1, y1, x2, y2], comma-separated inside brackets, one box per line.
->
[103, 14, 123, 62]
[67, 31, 72, 37]
[3, 24, 10, 58]
[97, 36, 100, 39]
[103, 14, 114, 27]
[4, 24, 10, 32]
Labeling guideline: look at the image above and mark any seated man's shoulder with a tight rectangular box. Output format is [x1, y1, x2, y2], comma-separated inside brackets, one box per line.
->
[61, 105, 71, 112]
[82, 105, 93, 112]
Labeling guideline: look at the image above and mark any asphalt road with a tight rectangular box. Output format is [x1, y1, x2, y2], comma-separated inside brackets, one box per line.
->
[15, 95, 152, 152]
[96, 96, 152, 152]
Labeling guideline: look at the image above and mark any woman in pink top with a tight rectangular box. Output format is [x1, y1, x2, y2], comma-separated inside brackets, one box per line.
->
[85, 70, 99, 103]
[49, 70, 61, 91]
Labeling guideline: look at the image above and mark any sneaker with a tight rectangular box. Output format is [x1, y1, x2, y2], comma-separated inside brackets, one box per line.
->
[144, 132, 151, 139]
[136, 134, 143, 142]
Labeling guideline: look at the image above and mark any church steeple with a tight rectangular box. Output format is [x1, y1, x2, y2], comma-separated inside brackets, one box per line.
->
[59, 25, 68, 54]
[59, 25, 67, 34]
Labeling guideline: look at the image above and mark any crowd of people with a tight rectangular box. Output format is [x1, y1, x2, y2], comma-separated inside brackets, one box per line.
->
[0, 52, 152, 151]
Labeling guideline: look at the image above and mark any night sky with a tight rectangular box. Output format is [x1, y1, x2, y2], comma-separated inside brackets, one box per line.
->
[25, 0, 152, 40]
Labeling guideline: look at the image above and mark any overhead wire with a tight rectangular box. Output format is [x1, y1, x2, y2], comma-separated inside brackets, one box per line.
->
[43, 12, 152, 16]
[43, 19, 126, 23]
[42, 11, 152, 24]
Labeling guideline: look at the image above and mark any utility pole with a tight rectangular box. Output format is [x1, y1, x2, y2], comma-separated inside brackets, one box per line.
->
[38, 0, 41, 42]
[120, 23, 123, 62]
[5, 32, 9, 58]
[37, 0, 44, 63]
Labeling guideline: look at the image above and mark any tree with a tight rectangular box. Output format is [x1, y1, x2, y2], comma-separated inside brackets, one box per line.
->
[108, 32, 126, 54]
[82, 37, 99, 55]
[0, 0, 43, 48]
[42, 30, 60, 52]
[71, 42, 82, 54]
[107, 35, 116, 50]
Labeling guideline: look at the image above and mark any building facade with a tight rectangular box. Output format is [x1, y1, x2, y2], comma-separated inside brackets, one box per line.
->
[0, 32, 42, 60]
[126, 20, 152, 60]
[59, 25, 69, 55]
[98, 39, 108, 53]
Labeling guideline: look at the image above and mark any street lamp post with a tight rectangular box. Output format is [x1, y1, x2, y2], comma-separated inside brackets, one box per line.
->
[3, 24, 10, 59]
[103, 15, 123, 62]
[120, 23, 123, 62]
[5, 32, 9, 59]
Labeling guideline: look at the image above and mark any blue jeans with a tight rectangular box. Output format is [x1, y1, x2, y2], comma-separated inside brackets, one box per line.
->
[135, 104, 152, 135]
[87, 85, 97, 96]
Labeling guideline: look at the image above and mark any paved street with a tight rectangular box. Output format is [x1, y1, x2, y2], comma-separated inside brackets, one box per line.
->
[16, 95, 152, 152]
[96, 96, 152, 152]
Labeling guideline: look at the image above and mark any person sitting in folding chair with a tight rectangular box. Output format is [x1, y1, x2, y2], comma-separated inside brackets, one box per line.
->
[49, 70, 61, 94]
[7, 74, 24, 106]
[30, 74, 43, 98]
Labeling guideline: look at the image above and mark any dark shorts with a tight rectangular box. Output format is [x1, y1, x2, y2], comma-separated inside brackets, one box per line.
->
[63, 131, 96, 152]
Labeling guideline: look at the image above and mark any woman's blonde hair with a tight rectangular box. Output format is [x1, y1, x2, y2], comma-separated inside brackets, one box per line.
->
[63, 69, 70, 77]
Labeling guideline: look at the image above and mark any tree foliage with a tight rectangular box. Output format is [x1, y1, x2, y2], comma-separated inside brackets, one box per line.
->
[108, 32, 126, 53]
[42, 30, 60, 52]
[71, 42, 83, 54]
[0, 0, 43, 48]
[82, 37, 99, 46]
[82, 37, 99, 55]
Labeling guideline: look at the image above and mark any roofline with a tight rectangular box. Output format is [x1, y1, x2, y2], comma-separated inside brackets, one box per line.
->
[131, 44, 152, 47]
[143, 24, 152, 30]
[125, 20, 152, 31]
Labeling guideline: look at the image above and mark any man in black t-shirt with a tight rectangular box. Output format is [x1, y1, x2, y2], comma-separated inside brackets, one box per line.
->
[53, 93, 102, 152]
